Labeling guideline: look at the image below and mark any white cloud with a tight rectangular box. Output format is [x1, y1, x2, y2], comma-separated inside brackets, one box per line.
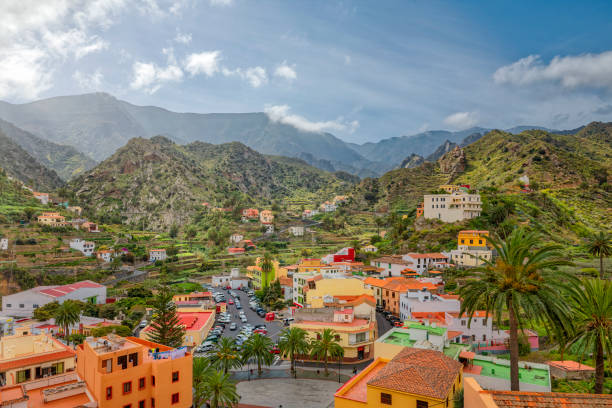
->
[222, 66, 268, 88]
[274, 62, 297, 81]
[494, 51, 612, 90]
[184, 51, 221, 76]
[130, 61, 183, 94]
[265, 104, 359, 134]
[73, 69, 103, 90]
[417, 123, 430, 133]
[344, 55, 352, 65]
[443, 111, 478, 130]
[174, 31, 192, 44]
[0, 47, 51, 100]
[210, 0, 233, 6]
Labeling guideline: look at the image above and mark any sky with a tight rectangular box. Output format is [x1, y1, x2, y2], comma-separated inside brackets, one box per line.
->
[2, 0, 612, 144]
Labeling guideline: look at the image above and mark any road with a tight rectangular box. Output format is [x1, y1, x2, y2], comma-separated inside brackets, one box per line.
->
[376, 311, 393, 338]
[213, 287, 284, 343]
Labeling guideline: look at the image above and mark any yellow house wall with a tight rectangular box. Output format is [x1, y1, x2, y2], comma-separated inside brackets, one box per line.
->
[4, 356, 75, 386]
[306, 279, 374, 308]
[291, 321, 375, 361]
[373, 341, 406, 360]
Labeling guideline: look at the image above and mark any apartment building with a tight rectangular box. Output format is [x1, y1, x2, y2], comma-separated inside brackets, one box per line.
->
[449, 230, 493, 267]
[423, 192, 482, 222]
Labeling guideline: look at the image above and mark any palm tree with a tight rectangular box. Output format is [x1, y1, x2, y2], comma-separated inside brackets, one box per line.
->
[210, 337, 242, 374]
[260, 252, 274, 288]
[278, 327, 310, 373]
[459, 228, 573, 391]
[199, 370, 239, 408]
[309, 328, 345, 375]
[241, 333, 273, 376]
[567, 278, 612, 394]
[193, 358, 216, 408]
[54, 300, 81, 338]
[586, 231, 611, 279]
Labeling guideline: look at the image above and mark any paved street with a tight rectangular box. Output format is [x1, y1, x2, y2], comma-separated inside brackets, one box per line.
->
[237, 378, 339, 408]
[212, 287, 284, 343]
[376, 310, 393, 338]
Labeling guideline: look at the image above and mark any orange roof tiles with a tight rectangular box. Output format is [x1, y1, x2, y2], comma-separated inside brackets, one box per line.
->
[486, 390, 612, 407]
[367, 348, 462, 400]
[459, 350, 475, 359]
[0, 349, 75, 371]
[447, 330, 463, 339]
[278, 276, 293, 286]
[548, 360, 595, 371]
[406, 253, 447, 259]
[338, 359, 388, 402]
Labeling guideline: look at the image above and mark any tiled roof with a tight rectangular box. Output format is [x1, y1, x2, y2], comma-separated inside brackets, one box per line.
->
[406, 253, 448, 259]
[367, 347, 461, 400]
[548, 360, 595, 371]
[487, 390, 612, 407]
[372, 256, 413, 265]
[278, 276, 293, 286]
[0, 349, 75, 371]
[38, 280, 103, 298]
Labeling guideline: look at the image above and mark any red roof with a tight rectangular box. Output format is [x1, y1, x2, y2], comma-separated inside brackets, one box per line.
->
[486, 390, 612, 407]
[144, 311, 212, 333]
[0, 349, 75, 371]
[548, 360, 595, 371]
[38, 280, 104, 298]
[406, 253, 447, 259]
[228, 247, 245, 253]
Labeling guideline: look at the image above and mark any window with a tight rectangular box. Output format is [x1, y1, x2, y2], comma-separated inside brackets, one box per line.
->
[6, 304, 11, 308]
[139, 401, 145, 408]
[129, 352, 139, 367]
[417, 401, 429, 408]
[102, 359, 112, 373]
[16, 369, 31, 383]
[123, 405, 131, 408]
[106, 386, 112, 400]
[33, 304, 39, 308]
[171, 393, 179, 404]
[380, 393, 392, 404]
[151, 376, 155, 386]
[483, 334, 487, 341]
[151, 399, 155, 408]
[139, 377, 145, 389]
[118, 355, 128, 369]
[122, 381, 132, 395]
[19, 304, 24, 308]
[461, 320, 466, 326]
[172, 371, 179, 383]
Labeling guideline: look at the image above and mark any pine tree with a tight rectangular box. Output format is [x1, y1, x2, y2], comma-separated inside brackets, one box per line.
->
[147, 286, 185, 348]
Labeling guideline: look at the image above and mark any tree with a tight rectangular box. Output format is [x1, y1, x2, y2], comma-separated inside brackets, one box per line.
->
[260, 252, 274, 289]
[310, 328, 344, 375]
[199, 370, 239, 408]
[54, 300, 81, 338]
[458, 228, 573, 391]
[278, 327, 310, 373]
[241, 333, 273, 376]
[586, 231, 611, 279]
[567, 278, 612, 394]
[91, 325, 133, 337]
[33, 301, 60, 321]
[169, 224, 179, 238]
[210, 337, 242, 374]
[193, 358, 216, 408]
[146, 286, 185, 348]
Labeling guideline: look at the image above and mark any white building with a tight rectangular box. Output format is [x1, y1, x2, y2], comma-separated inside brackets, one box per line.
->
[69, 238, 95, 256]
[319, 201, 337, 213]
[0, 238, 8, 251]
[302, 209, 319, 219]
[362, 245, 378, 253]
[264, 224, 274, 234]
[423, 192, 482, 223]
[212, 268, 249, 289]
[401, 253, 449, 274]
[96, 250, 114, 263]
[288, 226, 304, 237]
[149, 248, 167, 262]
[371, 256, 415, 277]
[229, 233, 244, 244]
[399, 291, 461, 320]
[445, 311, 508, 344]
[1, 280, 106, 318]
[449, 248, 493, 267]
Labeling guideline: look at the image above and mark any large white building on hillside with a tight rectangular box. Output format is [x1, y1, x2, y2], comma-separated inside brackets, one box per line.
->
[423, 192, 482, 222]
[1, 280, 106, 317]
[69, 238, 95, 256]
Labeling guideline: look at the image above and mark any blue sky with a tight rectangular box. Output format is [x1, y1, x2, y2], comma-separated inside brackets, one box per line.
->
[2, 0, 612, 143]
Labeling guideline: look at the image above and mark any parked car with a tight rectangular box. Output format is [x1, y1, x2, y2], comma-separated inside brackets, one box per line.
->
[229, 323, 237, 330]
[257, 310, 266, 318]
[254, 324, 266, 330]
[253, 329, 267, 335]
[228, 299, 234, 305]
[139, 321, 148, 328]
[241, 316, 248, 323]
[393, 321, 403, 327]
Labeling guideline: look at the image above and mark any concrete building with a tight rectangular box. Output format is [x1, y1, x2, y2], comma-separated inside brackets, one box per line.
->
[449, 230, 493, 267]
[241, 208, 259, 222]
[547, 360, 595, 380]
[278, 276, 293, 302]
[77, 334, 193, 408]
[148, 248, 167, 262]
[96, 249, 114, 263]
[399, 290, 460, 320]
[32, 192, 49, 205]
[229, 233, 243, 244]
[288, 226, 304, 236]
[402, 253, 449, 274]
[303, 278, 374, 309]
[247, 258, 287, 289]
[319, 201, 337, 212]
[37, 212, 66, 227]
[1, 280, 106, 318]
[291, 308, 376, 362]
[370, 256, 415, 277]
[0, 237, 7, 250]
[335, 347, 463, 408]
[259, 210, 274, 224]
[361, 245, 378, 253]
[211, 268, 249, 289]
[423, 191, 482, 222]
[69, 238, 95, 257]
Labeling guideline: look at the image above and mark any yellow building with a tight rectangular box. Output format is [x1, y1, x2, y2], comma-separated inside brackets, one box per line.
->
[457, 230, 490, 248]
[335, 347, 463, 408]
[305, 278, 374, 308]
[36, 212, 66, 227]
[439, 184, 461, 194]
[247, 257, 287, 289]
[0, 331, 76, 386]
[291, 308, 376, 362]
[451, 230, 493, 267]
[297, 258, 326, 273]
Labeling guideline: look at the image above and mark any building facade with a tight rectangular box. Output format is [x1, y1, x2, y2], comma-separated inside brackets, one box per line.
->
[69, 238, 95, 256]
[148, 249, 167, 262]
[423, 192, 482, 222]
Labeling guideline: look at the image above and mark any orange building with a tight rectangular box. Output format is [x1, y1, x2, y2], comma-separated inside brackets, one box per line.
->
[37, 212, 66, 227]
[381, 278, 438, 316]
[77, 335, 192, 408]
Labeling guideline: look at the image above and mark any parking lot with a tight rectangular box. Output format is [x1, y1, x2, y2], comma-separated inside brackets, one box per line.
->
[194, 286, 284, 355]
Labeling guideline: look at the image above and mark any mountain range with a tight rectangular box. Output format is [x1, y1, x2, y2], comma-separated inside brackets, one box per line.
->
[0, 92, 571, 178]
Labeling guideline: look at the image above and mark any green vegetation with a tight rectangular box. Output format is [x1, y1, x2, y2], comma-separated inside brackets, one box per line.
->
[193, 358, 238, 408]
[241, 333, 274, 376]
[309, 328, 344, 375]
[278, 327, 310, 374]
[585, 231, 611, 279]
[54, 300, 81, 338]
[146, 286, 185, 348]
[209, 337, 242, 374]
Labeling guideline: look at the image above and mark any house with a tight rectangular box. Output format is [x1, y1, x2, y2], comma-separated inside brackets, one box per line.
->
[229, 233, 243, 244]
[288, 225, 304, 236]
[80, 221, 99, 232]
[212, 268, 249, 289]
[399, 291, 460, 320]
[227, 247, 245, 255]
[263, 223, 274, 234]
[32, 192, 49, 204]
[463, 377, 611, 408]
[423, 191, 482, 222]
[77, 334, 193, 408]
[362, 244, 378, 253]
[0, 238, 7, 250]
[322, 247, 355, 264]
[381, 278, 438, 316]
[149, 248, 167, 262]
[259, 210, 274, 224]
[279, 276, 293, 301]
[371, 256, 415, 277]
[241, 208, 259, 222]
[97, 249, 114, 263]
[319, 201, 337, 212]
[333, 195, 348, 205]
[67, 206, 82, 215]
[402, 253, 449, 274]
[335, 347, 463, 408]
[291, 307, 376, 362]
[36, 212, 66, 227]
[140, 311, 214, 349]
[439, 184, 462, 194]
[547, 360, 595, 380]
[1, 280, 106, 318]
[303, 278, 374, 309]
[449, 230, 493, 267]
[69, 238, 95, 256]
[322, 294, 377, 319]
[302, 209, 319, 218]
